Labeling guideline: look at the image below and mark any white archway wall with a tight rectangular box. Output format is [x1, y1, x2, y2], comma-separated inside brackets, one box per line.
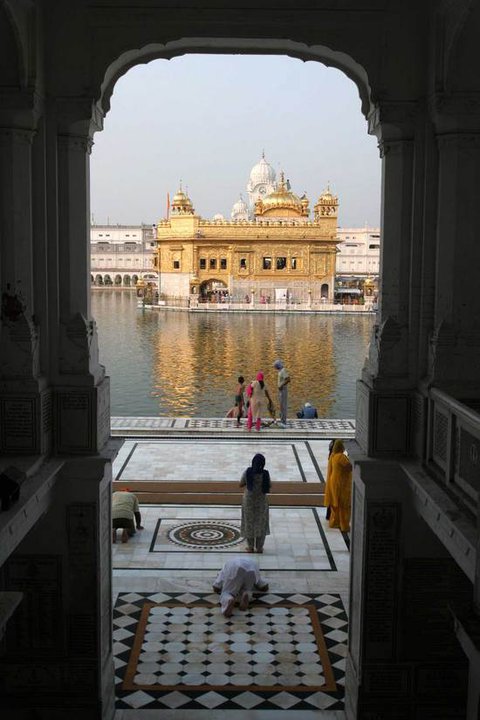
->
[1, 6, 480, 720]
[97, 38, 374, 122]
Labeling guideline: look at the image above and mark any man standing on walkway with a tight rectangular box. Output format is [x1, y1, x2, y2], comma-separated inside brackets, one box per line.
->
[273, 359, 290, 428]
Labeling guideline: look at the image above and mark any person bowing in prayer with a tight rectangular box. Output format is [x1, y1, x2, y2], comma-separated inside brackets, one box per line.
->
[213, 556, 269, 617]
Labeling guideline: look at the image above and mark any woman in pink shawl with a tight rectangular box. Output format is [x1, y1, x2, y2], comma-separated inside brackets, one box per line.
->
[246, 372, 273, 432]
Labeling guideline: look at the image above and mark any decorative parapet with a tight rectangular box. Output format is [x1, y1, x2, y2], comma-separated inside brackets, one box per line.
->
[427, 387, 480, 514]
[156, 218, 336, 229]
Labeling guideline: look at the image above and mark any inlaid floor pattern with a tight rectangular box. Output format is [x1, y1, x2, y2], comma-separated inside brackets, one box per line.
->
[114, 591, 347, 712]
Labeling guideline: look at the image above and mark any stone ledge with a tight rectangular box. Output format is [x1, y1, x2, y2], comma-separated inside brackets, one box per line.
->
[0, 458, 63, 567]
[401, 460, 477, 582]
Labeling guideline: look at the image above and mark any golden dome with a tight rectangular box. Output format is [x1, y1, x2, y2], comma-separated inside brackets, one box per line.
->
[313, 184, 339, 221]
[171, 183, 194, 214]
[173, 189, 188, 204]
[316, 184, 338, 205]
[257, 172, 307, 216]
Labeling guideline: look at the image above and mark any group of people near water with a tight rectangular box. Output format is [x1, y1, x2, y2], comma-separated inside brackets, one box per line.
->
[111, 441, 352, 618]
[227, 358, 318, 430]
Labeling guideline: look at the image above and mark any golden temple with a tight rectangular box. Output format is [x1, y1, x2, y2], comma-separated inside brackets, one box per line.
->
[156, 156, 339, 304]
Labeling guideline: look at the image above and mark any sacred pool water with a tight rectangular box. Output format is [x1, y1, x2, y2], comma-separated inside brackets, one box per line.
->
[92, 290, 374, 418]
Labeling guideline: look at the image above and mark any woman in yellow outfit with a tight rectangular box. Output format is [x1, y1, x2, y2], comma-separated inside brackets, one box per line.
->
[324, 439, 352, 532]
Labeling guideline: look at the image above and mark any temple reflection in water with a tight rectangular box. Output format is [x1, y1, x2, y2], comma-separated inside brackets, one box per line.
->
[93, 291, 373, 417]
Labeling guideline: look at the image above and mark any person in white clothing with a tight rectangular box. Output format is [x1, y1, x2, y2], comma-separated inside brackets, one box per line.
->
[212, 557, 269, 617]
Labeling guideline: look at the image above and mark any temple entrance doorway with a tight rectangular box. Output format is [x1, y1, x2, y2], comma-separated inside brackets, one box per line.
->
[199, 278, 229, 302]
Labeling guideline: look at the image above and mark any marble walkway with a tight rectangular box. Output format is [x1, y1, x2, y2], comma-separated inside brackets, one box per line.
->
[112, 428, 350, 719]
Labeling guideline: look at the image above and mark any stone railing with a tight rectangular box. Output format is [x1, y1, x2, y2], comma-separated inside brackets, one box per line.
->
[159, 298, 375, 313]
[427, 388, 480, 512]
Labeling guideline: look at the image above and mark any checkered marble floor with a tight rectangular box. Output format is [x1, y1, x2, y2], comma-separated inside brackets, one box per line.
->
[113, 436, 350, 719]
[114, 591, 347, 713]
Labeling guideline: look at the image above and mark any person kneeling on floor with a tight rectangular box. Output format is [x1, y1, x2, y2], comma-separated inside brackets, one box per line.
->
[112, 488, 144, 544]
[212, 557, 269, 617]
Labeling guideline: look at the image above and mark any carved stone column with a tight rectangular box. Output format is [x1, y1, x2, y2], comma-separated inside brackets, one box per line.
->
[52, 108, 110, 454]
[357, 106, 417, 456]
[428, 126, 480, 398]
[0, 457, 115, 719]
[346, 458, 470, 718]
[0, 124, 51, 454]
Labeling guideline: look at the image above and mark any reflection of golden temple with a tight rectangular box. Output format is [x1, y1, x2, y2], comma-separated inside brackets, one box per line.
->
[150, 312, 338, 418]
[156, 157, 339, 304]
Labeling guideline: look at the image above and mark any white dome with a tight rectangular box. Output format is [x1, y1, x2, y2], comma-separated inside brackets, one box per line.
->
[212, 213, 225, 221]
[231, 194, 249, 220]
[248, 154, 276, 188]
[231, 196, 248, 215]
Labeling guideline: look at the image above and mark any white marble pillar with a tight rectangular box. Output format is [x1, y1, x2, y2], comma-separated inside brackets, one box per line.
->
[428, 123, 480, 397]
[51, 107, 110, 454]
[0, 122, 50, 454]
[357, 107, 417, 456]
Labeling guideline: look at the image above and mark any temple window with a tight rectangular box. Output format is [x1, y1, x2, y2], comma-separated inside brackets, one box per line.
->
[210, 258, 217, 269]
[220, 258, 227, 270]
[240, 258, 247, 270]
[291, 257, 297, 270]
[276, 257, 287, 270]
[173, 260, 180, 269]
[263, 257, 272, 270]
[200, 258, 206, 270]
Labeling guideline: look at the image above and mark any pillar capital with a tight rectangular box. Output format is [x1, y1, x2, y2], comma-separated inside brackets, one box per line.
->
[377, 137, 414, 159]
[54, 96, 104, 138]
[430, 91, 480, 134]
[436, 131, 480, 150]
[0, 89, 44, 130]
[58, 133, 94, 155]
[0, 127, 35, 146]
[367, 100, 418, 143]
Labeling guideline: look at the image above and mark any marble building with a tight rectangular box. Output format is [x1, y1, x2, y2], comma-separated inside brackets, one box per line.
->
[335, 227, 380, 300]
[90, 224, 157, 288]
[1, 2, 480, 720]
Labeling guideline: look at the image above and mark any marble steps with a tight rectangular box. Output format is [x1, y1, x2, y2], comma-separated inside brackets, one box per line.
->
[112, 480, 324, 506]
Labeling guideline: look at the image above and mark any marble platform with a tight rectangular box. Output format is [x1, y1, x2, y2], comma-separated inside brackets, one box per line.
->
[113, 434, 350, 719]
[111, 417, 356, 438]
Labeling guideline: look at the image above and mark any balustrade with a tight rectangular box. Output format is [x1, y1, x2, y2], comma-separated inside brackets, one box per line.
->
[427, 388, 480, 513]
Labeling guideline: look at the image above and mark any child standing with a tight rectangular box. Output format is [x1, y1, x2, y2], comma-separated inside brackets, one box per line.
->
[235, 376, 246, 427]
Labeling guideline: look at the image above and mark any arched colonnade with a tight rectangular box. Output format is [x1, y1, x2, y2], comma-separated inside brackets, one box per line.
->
[1, 2, 480, 718]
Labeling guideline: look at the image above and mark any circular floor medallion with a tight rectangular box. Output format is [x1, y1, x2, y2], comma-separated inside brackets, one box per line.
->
[167, 521, 243, 549]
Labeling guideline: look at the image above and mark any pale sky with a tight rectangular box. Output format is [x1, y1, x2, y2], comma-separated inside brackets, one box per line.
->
[90, 54, 381, 228]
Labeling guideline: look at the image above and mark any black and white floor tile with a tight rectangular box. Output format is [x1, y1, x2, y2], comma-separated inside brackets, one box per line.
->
[114, 591, 347, 712]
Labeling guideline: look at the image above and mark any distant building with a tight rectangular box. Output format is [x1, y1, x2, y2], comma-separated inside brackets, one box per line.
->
[335, 226, 380, 301]
[156, 155, 340, 304]
[90, 224, 157, 287]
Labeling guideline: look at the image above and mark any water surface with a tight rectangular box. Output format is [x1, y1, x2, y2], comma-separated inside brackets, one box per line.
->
[92, 290, 373, 417]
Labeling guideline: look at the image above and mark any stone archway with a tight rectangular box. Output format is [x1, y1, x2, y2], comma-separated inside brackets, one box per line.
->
[199, 278, 229, 302]
[3, 5, 479, 719]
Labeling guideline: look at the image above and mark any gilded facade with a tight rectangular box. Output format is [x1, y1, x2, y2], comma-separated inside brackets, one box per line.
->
[156, 157, 339, 304]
